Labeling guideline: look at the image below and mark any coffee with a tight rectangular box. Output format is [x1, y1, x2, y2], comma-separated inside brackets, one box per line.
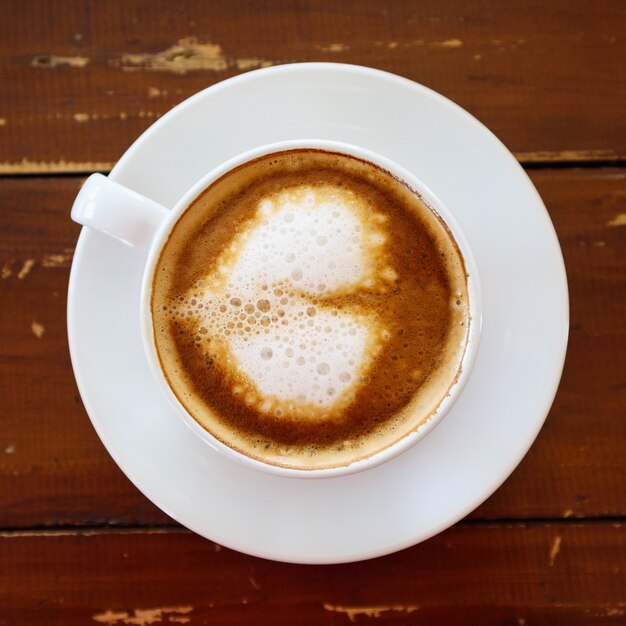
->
[151, 149, 470, 470]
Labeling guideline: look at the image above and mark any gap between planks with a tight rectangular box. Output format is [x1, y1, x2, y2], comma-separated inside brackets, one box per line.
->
[0, 154, 625, 177]
[0, 517, 623, 537]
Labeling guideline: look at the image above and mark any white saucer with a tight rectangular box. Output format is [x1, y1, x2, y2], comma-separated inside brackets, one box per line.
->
[68, 63, 568, 564]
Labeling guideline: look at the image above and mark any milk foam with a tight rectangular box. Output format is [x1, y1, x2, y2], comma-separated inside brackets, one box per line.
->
[175, 184, 396, 419]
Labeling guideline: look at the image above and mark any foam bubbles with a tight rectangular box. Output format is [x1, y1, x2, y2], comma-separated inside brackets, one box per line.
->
[208, 185, 391, 298]
[173, 183, 394, 418]
[227, 306, 374, 407]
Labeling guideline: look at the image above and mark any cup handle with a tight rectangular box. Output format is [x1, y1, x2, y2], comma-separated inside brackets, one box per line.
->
[71, 173, 169, 254]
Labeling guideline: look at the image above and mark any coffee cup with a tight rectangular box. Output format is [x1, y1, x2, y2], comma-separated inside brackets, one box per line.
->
[71, 139, 481, 477]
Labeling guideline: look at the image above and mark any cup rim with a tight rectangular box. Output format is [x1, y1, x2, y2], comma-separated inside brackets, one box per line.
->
[140, 138, 482, 478]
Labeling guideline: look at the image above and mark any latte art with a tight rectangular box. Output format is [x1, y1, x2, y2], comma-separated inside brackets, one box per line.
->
[173, 185, 396, 421]
[152, 149, 470, 470]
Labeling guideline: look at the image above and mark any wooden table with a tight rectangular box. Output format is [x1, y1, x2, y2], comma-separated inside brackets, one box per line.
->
[1, 2, 625, 624]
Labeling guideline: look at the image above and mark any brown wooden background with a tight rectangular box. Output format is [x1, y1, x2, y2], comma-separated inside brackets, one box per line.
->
[1, 1, 625, 624]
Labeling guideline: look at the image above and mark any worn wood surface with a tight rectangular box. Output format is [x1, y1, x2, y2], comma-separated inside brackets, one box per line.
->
[1, 169, 624, 527]
[1, 524, 626, 625]
[1, 1, 626, 624]
[1, 0, 625, 172]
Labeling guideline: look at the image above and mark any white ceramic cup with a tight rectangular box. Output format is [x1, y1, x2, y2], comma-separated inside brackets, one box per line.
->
[71, 139, 482, 478]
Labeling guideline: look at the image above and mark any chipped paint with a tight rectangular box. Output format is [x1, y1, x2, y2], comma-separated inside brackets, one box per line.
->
[249, 576, 261, 590]
[93, 610, 129, 624]
[373, 39, 466, 50]
[112, 37, 275, 74]
[2, 260, 14, 279]
[473, 54, 482, 60]
[31, 321, 45, 339]
[119, 39, 227, 72]
[4, 444, 16, 454]
[0, 118, 6, 126]
[563, 509, 574, 518]
[148, 87, 165, 98]
[17, 258, 35, 279]
[549, 535, 562, 566]
[319, 43, 350, 52]
[515, 149, 618, 163]
[0, 159, 114, 174]
[323, 604, 420, 621]
[31, 54, 89, 68]
[234, 58, 273, 70]
[2, 251, 73, 277]
[608, 213, 626, 227]
[433, 39, 463, 48]
[92, 606, 193, 625]
[62, 111, 142, 123]
[42, 249, 74, 268]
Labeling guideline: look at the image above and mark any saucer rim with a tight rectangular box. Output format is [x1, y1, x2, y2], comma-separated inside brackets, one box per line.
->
[68, 62, 569, 564]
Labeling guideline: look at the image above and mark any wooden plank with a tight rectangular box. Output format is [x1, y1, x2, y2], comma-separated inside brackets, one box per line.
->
[0, 0, 625, 173]
[0, 169, 625, 527]
[0, 524, 625, 624]
[475, 167, 626, 519]
[0, 177, 171, 527]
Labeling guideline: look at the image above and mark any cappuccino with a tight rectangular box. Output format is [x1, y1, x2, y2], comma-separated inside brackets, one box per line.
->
[151, 149, 469, 469]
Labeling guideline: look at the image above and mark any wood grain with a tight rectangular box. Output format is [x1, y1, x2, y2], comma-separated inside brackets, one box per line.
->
[1, 2, 624, 622]
[0, 524, 625, 624]
[0, 169, 624, 527]
[0, 177, 171, 527]
[0, 0, 625, 173]
[475, 168, 626, 519]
